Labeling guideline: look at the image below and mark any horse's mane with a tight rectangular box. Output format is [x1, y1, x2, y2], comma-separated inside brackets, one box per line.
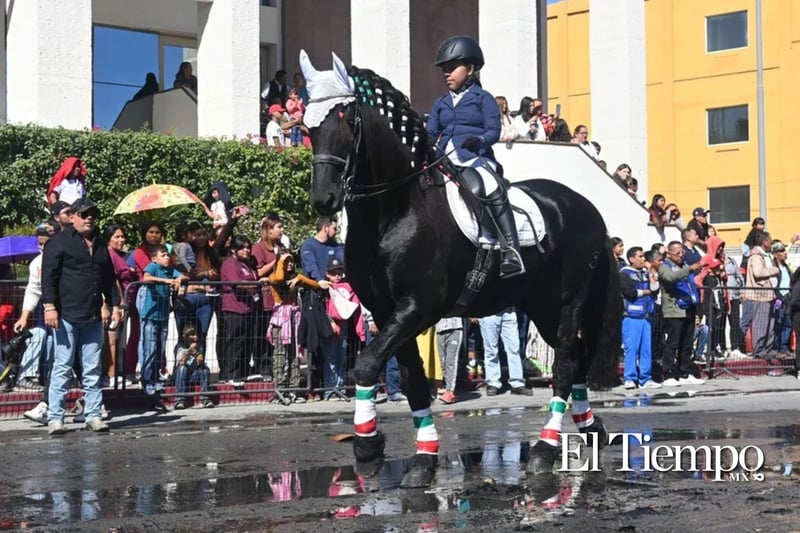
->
[347, 66, 431, 161]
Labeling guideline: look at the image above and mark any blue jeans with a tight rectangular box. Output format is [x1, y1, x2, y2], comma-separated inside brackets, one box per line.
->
[479, 309, 524, 389]
[622, 316, 652, 384]
[175, 292, 214, 354]
[323, 327, 348, 393]
[48, 319, 103, 423]
[174, 359, 210, 401]
[363, 317, 401, 395]
[774, 304, 792, 352]
[19, 326, 53, 379]
[290, 126, 303, 145]
[694, 322, 709, 358]
[139, 319, 168, 386]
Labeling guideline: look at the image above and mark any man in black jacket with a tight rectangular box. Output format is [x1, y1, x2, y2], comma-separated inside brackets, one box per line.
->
[41, 198, 122, 435]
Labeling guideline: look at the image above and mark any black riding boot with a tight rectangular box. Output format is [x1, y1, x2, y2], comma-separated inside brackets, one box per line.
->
[485, 189, 525, 278]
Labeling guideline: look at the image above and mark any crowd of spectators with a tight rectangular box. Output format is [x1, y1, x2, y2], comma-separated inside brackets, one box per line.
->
[260, 69, 311, 148]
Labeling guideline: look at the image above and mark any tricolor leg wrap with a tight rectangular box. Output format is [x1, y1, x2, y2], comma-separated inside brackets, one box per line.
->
[539, 396, 567, 446]
[354, 385, 378, 437]
[412, 408, 439, 454]
[570, 384, 594, 429]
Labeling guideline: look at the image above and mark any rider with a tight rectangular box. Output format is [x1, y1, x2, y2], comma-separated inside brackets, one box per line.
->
[427, 35, 524, 278]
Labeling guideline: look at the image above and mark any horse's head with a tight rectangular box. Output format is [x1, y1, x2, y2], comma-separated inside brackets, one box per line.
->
[300, 50, 360, 215]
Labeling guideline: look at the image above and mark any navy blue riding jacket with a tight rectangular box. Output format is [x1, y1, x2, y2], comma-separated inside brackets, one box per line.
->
[427, 82, 501, 163]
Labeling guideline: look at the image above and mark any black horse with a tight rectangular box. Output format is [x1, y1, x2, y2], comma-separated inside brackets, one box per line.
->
[300, 51, 621, 487]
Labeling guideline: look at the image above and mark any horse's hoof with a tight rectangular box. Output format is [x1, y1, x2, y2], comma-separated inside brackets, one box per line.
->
[400, 454, 438, 488]
[580, 415, 608, 449]
[353, 432, 386, 477]
[527, 440, 560, 475]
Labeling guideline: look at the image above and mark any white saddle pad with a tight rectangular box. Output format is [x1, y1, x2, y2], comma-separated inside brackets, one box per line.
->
[445, 179, 547, 248]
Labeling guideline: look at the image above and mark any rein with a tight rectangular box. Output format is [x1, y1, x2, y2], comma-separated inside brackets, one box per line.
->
[311, 101, 448, 202]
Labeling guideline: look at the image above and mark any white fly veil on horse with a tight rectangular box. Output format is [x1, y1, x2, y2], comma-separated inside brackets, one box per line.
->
[299, 50, 356, 128]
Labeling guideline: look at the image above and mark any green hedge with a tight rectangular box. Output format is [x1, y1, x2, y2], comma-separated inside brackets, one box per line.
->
[0, 124, 315, 246]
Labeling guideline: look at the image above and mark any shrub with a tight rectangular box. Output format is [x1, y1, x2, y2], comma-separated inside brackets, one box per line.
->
[0, 124, 315, 246]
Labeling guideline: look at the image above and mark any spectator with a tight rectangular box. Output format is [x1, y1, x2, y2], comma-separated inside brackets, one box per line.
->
[644, 249, 665, 376]
[41, 198, 122, 434]
[627, 177, 641, 202]
[687, 207, 710, 249]
[743, 231, 779, 359]
[137, 244, 186, 396]
[665, 203, 686, 230]
[285, 88, 306, 147]
[598, 160, 608, 171]
[648, 194, 668, 231]
[49, 201, 72, 231]
[612, 164, 632, 188]
[495, 96, 517, 143]
[512, 96, 548, 141]
[262, 69, 289, 105]
[742, 217, 767, 262]
[572, 125, 598, 159]
[208, 188, 228, 229]
[173, 61, 197, 94]
[548, 118, 572, 142]
[324, 258, 363, 399]
[620, 247, 661, 389]
[267, 253, 318, 401]
[658, 241, 704, 386]
[435, 317, 463, 404]
[103, 224, 137, 387]
[172, 222, 198, 273]
[300, 216, 344, 285]
[591, 141, 602, 157]
[771, 241, 793, 355]
[695, 257, 727, 362]
[611, 237, 626, 269]
[265, 104, 287, 147]
[172, 325, 213, 409]
[219, 235, 260, 386]
[292, 72, 309, 105]
[132, 72, 159, 101]
[47, 157, 87, 206]
[693, 315, 709, 362]
[479, 308, 532, 396]
[180, 224, 221, 355]
[681, 228, 702, 266]
[723, 247, 746, 357]
[708, 225, 718, 237]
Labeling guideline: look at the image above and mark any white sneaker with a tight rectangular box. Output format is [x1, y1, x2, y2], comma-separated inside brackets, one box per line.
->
[680, 375, 706, 385]
[662, 378, 680, 387]
[23, 402, 48, 425]
[641, 380, 663, 389]
[623, 380, 637, 389]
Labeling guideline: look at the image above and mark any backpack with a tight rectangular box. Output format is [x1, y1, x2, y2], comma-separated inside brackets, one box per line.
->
[675, 273, 700, 309]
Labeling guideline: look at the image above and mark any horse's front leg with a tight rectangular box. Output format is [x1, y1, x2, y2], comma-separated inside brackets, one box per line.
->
[350, 297, 435, 481]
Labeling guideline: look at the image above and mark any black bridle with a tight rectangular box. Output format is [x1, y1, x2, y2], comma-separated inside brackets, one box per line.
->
[311, 100, 446, 202]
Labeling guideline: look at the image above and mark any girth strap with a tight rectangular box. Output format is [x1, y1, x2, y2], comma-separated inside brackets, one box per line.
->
[450, 245, 497, 316]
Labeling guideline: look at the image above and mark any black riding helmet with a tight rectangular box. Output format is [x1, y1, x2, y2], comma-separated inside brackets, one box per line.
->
[434, 35, 484, 70]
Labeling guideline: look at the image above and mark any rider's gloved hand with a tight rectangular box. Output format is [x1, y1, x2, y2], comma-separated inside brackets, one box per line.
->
[461, 136, 482, 154]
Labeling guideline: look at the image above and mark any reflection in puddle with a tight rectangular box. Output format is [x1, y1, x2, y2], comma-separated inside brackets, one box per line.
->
[2, 424, 797, 529]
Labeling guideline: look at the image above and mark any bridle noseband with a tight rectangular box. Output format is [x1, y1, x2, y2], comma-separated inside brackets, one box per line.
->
[311, 101, 446, 202]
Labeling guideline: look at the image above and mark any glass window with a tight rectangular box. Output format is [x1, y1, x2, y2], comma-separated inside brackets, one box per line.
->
[706, 11, 748, 52]
[93, 26, 159, 130]
[707, 105, 748, 145]
[164, 45, 198, 91]
[709, 186, 750, 224]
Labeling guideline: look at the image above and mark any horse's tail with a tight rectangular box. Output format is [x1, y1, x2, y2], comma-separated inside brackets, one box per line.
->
[585, 239, 622, 390]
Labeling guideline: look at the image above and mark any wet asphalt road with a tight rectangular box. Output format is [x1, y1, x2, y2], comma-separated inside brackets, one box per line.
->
[1, 377, 799, 532]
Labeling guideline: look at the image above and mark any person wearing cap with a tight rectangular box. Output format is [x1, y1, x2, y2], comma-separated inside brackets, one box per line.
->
[265, 103, 287, 148]
[427, 35, 524, 278]
[40, 198, 122, 435]
[770, 240, 794, 355]
[687, 207, 710, 249]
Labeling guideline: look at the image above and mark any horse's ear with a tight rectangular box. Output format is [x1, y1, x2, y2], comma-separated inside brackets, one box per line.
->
[299, 49, 318, 82]
[331, 51, 354, 94]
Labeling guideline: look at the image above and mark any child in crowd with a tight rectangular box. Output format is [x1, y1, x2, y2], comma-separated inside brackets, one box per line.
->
[285, 87, 306, 147]
[173, 325, 213, 409]
[172, 223, 197, 273]
[137, 245, 186, 396]
[209, 188, 228, 229]
[267, 253, 319, 403]
[435, 317, 464, 404]
[323, 258, 363, 399]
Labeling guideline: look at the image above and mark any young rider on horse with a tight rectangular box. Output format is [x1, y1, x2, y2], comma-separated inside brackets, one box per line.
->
[426, 35, 525, 278]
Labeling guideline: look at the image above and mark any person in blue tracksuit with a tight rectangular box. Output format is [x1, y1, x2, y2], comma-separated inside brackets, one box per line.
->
[620, 247, 662, 389]
[426, 35, 524, 278]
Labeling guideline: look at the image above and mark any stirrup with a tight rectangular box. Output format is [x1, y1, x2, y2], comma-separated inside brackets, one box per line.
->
[499, 247, 525, 278]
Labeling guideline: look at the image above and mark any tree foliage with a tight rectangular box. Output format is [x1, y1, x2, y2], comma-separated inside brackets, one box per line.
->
[0, 124, 315, 246]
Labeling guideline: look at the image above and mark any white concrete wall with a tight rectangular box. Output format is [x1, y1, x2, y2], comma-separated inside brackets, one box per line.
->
[589, 0, 648, 199]
[6, 0, 93, 129]
[92, 0, 198, 36]
[196, 0, 260, 138]
[350, 0, 411, 97]
[478, 0, 539, 108]
[495, 141, 680, 247]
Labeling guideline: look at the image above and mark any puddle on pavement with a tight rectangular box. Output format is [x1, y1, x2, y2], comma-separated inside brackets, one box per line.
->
[1, 425, 797, 529]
